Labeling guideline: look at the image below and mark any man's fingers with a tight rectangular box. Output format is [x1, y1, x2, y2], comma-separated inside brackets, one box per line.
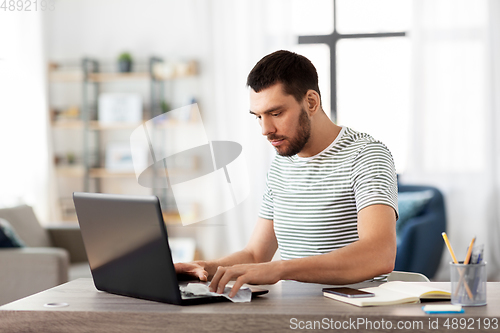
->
[174, 262, 190, 273]
[175, 262, 208, 282]
[209, 266, 225, 292]
[216, 269, 234, 294]
[212, 266, 243, 294]
[197, 269, 208, 282]
[209, 266, 235, 294]
[229, 277, 246, 298]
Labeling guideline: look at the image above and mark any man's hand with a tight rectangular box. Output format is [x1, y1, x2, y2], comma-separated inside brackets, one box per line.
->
[174, 261, 209, 282]
[208, 262, 282, 298]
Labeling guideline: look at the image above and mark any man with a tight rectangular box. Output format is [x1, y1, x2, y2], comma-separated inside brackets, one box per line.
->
[175, 50, 398, 298]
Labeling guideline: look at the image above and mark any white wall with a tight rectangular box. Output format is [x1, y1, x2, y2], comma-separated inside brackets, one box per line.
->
[46, 0, 210, 61]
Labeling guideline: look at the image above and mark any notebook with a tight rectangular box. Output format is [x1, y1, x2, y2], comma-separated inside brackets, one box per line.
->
[323, 281, 450, 307]
[73, 192, 268, 305]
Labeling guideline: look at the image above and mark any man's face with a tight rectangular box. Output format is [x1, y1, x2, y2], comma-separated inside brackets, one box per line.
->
[249, 83, 311, 157]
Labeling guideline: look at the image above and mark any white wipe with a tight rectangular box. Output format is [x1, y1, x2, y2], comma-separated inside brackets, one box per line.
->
[181, 283, 252, 303]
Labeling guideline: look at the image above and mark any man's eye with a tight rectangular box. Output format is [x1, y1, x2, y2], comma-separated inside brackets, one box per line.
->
[271, 112, 281, 117]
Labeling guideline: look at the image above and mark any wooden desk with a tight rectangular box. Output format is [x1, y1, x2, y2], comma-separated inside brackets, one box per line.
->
[0, 279, 499, 332]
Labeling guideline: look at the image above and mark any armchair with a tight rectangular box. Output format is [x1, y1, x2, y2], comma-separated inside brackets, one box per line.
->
[0, 205, 88, 305]
[395, 184, 447, 279]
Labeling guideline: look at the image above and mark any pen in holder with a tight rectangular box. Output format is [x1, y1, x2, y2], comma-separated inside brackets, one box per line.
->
[450, 261, 487, 306]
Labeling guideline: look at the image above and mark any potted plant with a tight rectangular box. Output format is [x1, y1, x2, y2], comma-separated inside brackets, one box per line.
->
[118, 52, 133, 73]
[161, 100, 171, 113]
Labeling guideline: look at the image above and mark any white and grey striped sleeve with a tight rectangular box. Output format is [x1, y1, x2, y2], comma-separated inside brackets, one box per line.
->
[351, 141, 398, 218]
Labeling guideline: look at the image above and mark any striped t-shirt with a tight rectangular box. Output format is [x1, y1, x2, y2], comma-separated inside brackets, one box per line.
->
[259, 126, 398, 261]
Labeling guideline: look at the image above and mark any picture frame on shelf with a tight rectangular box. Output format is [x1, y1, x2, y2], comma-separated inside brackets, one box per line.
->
[105, 142, 144, 173]
[98, 93, 142, 124]
[168, 237, 196, 263]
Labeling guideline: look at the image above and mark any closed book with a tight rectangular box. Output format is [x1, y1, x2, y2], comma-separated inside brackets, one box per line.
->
[323, 282, 450, 307]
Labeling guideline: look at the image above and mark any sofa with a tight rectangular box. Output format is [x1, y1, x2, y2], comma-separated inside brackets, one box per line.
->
[395, 184, 447, 279]
[0, 205, 89, 305]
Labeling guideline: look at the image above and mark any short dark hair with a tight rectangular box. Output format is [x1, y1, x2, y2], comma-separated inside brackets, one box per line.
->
[246, 50, 321, 104]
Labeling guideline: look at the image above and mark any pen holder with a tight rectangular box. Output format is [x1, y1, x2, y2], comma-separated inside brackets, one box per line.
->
[450, 261, 487, 306]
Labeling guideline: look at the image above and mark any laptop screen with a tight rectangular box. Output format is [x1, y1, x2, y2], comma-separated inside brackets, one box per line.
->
[73, 192, 183, 304]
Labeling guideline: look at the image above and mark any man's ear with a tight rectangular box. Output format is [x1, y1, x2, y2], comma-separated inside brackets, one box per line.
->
[305, 90, 321, 115]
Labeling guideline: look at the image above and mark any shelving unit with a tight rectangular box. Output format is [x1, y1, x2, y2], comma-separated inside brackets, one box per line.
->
[48, 57, 199, 222]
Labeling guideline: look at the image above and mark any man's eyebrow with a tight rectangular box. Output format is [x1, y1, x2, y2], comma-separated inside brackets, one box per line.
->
[249, 105, 285, 116]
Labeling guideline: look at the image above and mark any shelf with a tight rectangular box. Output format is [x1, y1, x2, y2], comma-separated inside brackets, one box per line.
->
[87, 72, 150, 82]
[163, 202, 199, 225]
[89, 168, 198, 178]
[49, 70, 148, 82]
[49, 70, 196, 82]
[53, 203, 184, 225]
[52, 120, 84, 129]
[57, 166, 138, 179]
[49, 57, 199, 223]
[56, 165, 85, 177]
[49, 70, 83, 82]
[89, 168, 136, 178]
[57, 166, 197, 179]
[49, 60, 197, 82]
[52, 209, 183, 225]
[163, 212, 183, 225]
[89, 121, 141, 130]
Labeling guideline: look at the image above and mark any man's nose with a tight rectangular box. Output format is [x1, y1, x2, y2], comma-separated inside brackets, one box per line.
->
[261, 117, 276, 136]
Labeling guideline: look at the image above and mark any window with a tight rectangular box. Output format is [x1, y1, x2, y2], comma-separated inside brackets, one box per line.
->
[296, 0, 411, 172]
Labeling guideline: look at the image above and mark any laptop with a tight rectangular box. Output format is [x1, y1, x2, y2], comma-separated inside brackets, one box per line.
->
[73, 192, 268, 305]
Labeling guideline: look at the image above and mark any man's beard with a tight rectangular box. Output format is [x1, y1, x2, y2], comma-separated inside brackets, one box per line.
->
[268, 107, 311, 157]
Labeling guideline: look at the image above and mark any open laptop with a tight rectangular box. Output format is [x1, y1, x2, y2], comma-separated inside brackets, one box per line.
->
[73, 192, 268, 305]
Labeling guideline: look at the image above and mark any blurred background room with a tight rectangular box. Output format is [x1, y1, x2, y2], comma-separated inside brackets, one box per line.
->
[1, 0, 500, 305]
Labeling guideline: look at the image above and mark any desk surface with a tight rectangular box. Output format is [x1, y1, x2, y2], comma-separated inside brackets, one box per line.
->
[1, 279, 499, 333]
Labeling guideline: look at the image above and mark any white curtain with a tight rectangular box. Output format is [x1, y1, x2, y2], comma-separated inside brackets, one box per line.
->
[402, 0, 500, 280]
[0, 11, 56, 223]
[187, 0, 294, 260]
[489, 0, 500, 282]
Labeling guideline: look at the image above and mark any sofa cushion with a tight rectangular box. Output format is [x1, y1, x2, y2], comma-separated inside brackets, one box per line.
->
[0, 218, 25, 248]
[396, 190, 434, 243]
[0, 247, 69, 305]
[69, 262, 92, 281]
[0, 205, 52, 247]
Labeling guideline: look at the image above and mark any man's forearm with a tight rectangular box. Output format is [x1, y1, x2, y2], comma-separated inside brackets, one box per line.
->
[207, 205, 397, 297]
[277, 237, 396, 285]
[275, 204, 397, 285]
[203, 248, 260, 278]
[203, 217, 277, 279]
[207, 237, 395, 298]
